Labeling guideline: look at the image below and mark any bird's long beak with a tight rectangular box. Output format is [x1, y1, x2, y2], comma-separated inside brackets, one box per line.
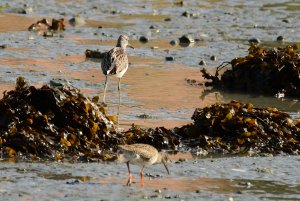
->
[127, 44, 134, 49]
[162, 161, 169, 175]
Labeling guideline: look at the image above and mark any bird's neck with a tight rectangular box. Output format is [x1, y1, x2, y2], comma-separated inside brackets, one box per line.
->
[116, 43, 126, 49]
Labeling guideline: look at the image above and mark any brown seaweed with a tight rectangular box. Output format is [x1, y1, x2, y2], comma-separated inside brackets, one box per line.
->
[1, 78, 299, 161]
[176, 100, 300, 155]
[28, 18, 65, 36]
[201, 44, 300, 98]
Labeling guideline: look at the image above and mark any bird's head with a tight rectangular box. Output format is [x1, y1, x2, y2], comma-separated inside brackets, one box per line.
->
[117, 35, 134, 49]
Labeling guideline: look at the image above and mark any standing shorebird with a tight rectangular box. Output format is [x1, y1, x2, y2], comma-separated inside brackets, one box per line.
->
[101, 35, 133, 124]
[118, 144, 169, 186]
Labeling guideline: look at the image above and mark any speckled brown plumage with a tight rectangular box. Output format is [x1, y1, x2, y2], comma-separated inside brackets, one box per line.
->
[118, 143, 169, 186]
[100, 35, 133, 125]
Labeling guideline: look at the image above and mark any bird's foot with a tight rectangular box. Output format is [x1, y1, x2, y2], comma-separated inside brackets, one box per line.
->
[126, 178, 132, 186]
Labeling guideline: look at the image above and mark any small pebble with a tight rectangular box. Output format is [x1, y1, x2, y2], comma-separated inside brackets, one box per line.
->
[139, 36, 149, 43]
[199, 60, 206, 65]
[238, 181, 252, 187]
[182, 11, 191, 17]
[165, 56, 175, 61]
[0, 44, 7, 49]
[66, 179, 80, 185]
[170, 40, 178, 46]
[154, 189, 162, 193]
[210, 55, 216, 61]
[282, 19, 290, 23]
[165, 195, 172, 199]
[182, 11, 197, 17]
[276, 36, 284, 42]
[179, 34, 195, 44]
[174, 1, 184, 6]
[150, 194, 162, 199]
[69, 16, 85, 26]
[164, 18, 171, 22]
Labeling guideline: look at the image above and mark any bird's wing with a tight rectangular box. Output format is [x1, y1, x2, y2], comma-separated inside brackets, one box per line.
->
[118, 144, 157, 161]
[101, 48, 117, 75]
[101, 47, 127, 76]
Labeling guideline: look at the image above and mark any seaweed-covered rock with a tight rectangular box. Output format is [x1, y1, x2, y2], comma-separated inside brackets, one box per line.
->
[0, 77, 115, 161]
[85, 49, 105, 59]
[122, 125, 180, 150]
[28, 18, 65, 36]
[176, 101, 300, 155]
[0, 78, 179, 161]
[1, 78, 299, 160]
[201, 44, 300, 97]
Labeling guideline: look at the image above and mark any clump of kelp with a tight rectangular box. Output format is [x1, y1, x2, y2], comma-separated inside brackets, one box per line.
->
[0, 77, 179, 161]
[28, 18, 65, 36]
[0, 77, 118, 161]
[85, 49, 105, 59]
[176, 101, 300, 155]
[0, 78, 299, 161]
[201, 44, 300, 98]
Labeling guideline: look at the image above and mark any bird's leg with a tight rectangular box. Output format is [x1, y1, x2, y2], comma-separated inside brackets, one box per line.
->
[117, 78, 121, 125]
[140, 166, 145, 187]
[126, 161, 132, 186]
[102, 76, 108, 104]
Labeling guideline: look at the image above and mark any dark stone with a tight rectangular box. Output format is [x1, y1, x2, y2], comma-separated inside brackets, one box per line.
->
[276, 36, 284, 42]
[179, 34, 195, 44]
[170, 40, 178, 46]
[139, 36, 149, 43]
[210, 55, 216, 61]
[165, 56, 175, 61]
[199, 60, 206, 65]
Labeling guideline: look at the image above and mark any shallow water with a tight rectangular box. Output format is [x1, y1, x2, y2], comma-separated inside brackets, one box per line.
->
[0, 0, 300, 200]
[0, 155, 299, 200]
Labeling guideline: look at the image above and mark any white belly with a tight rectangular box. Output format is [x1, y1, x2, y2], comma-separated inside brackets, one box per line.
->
[115, 65, 128, 78]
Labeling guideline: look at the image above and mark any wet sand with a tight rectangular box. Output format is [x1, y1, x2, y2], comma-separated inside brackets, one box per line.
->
[0, 155, 299, 200]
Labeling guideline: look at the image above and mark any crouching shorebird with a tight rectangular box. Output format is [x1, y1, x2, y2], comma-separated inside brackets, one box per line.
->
[101, 35, 133, 124]
[118, 143, 169, 186]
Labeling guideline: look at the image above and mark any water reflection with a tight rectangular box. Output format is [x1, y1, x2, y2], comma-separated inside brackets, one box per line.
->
[201, 89, 300, 114]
